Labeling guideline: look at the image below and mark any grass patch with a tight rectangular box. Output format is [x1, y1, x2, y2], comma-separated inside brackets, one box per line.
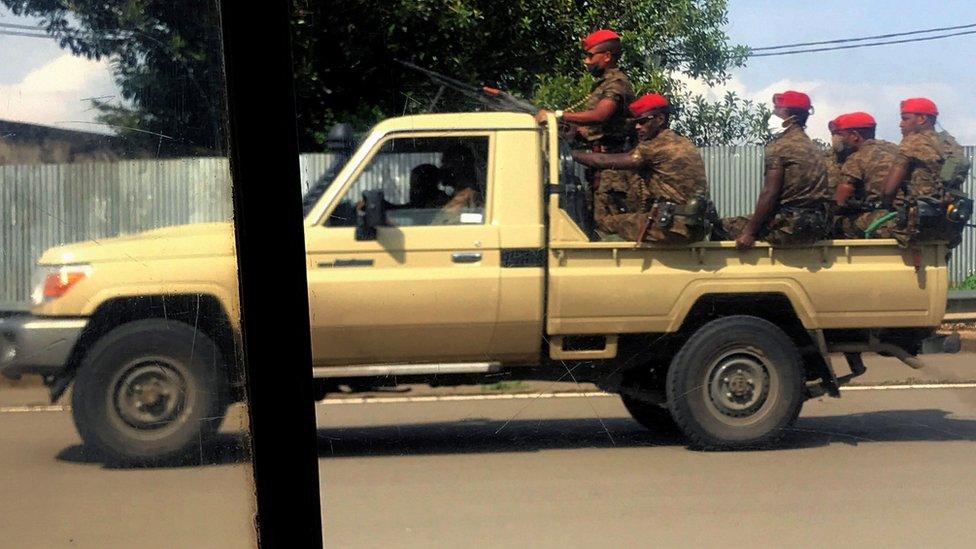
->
[952, 274, 976, 290]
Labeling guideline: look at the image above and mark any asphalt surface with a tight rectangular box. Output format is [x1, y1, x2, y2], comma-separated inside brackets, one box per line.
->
[2, 353, 976, 548]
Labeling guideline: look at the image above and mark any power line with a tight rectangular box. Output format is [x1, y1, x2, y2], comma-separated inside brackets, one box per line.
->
[749, 29, 976, 57]
[0, 21, 45, 31]
[0, 29, 50, 39]
[751, 22, 976, 51]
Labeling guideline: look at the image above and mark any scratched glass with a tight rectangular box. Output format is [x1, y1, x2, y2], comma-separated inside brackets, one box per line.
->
[299, 2, 976, 546]
[0, 4, 257, 547]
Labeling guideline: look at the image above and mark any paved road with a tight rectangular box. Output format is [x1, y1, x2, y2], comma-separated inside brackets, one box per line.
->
[2, 353, 976, 548]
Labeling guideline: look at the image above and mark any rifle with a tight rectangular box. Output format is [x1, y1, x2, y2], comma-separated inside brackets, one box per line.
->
[397, 60, 539, 114]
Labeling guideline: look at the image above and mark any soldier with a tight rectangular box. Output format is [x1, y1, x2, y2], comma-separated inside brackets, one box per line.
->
[718, 91, 831, 248]
[570, 93, 711, 244]
[827, 112, 900, 238]
[535, 29, 635, 153]
[881, 97, 972, 249]
[535, 29, 636, 232]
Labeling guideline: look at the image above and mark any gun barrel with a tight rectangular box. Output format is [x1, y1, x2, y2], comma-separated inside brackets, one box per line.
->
[397, 60, 538, 114]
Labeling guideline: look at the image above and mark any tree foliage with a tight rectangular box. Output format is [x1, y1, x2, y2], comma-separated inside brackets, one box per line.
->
[4, 0, 771, 153]
[2, 0, 226, 156]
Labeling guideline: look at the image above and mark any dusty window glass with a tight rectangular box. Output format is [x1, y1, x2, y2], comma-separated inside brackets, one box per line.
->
[295, 2, 975, 547]
[0, 3, 257, 547]
[326, 135, 490, 227]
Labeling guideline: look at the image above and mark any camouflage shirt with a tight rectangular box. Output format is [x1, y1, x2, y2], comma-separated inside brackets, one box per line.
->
[896, 129, 965, 198]
[577, 67, 635, 150]
[840, 139, 899, 203]
[630, 128, 709, 204]
[824, 150, 843, 196]
[764, 125, 830, 209]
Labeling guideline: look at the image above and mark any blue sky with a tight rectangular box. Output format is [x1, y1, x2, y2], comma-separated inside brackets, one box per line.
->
[718, 0, 976, 142]
[2, 2, 974, 143]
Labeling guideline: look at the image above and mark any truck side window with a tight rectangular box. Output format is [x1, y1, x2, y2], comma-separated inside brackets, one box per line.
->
[326, 135, 489, 227]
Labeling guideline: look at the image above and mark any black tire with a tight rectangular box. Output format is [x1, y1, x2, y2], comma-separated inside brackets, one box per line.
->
[71, 319, 229, 464]
[620, 395, 681, 436]
[666, 316, 804, 449]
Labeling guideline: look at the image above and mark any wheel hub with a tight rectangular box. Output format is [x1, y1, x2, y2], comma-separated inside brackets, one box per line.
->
[707, 353, 770, 418]
[114, 363, 186, 430]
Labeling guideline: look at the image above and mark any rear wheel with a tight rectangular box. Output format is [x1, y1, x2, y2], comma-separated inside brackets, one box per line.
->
[666, 316, 804, 449]
[71, 319, 229, 464]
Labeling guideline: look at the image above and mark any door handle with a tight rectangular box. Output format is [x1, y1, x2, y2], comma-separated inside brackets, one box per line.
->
[319, 258, 374, 268]
[451, 252, 482, 264]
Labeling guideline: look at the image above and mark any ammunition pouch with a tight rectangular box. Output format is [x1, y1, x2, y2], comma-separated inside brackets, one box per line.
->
[653, 201, 676, 230]
[915, 197, 943, 229]
[776, 206, 828, 241]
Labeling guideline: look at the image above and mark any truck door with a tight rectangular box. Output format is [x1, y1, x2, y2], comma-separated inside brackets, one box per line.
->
[304, 133, 501, 365]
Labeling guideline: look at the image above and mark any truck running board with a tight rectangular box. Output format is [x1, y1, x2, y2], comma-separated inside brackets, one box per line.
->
[312, 362, 501, 378]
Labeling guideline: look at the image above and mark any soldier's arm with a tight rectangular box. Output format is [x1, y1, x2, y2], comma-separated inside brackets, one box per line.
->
[571, 149, 640, 170]
[736, 165, 784, 249]
[834, 177, 856, 206]
[537, 98, 619, 125]
[561, 98, 618, 125]
[881, 158, 909, 207]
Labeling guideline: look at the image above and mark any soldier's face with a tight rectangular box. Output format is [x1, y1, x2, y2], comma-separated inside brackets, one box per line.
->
[583, 48, 610, 75]
[635, 113, 664, 140]
[899, 113, 925, 135]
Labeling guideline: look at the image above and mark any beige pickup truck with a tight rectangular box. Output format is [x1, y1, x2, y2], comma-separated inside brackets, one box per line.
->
[0, 112, 961, 462]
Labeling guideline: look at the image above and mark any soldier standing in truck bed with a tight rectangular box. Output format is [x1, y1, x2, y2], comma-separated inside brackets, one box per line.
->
[535, 29, 636, 230]
[880, 97, 972, 249]
[718, 90, 831, 248]
[570, 93, 711, 244]
[827, 112, 900, 238]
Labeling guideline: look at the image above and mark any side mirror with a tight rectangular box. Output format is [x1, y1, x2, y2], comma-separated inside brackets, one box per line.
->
[355, 189, 386, 241]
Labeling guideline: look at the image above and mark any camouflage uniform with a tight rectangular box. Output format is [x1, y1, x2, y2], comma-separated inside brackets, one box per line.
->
[832, 139, 900, 238]
[720, 125, 831, 245]
[580, 67, 636, 227]
[892, 129, 970, 248]
[577, 67, 636, 152]
[599, 129, 710, 244]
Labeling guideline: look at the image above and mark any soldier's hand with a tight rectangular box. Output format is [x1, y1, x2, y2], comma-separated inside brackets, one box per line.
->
[534, 110, 551, 124]
[735, 233, 757, 250]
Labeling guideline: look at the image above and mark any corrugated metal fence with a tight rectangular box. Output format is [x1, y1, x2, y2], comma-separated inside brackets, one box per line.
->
[2, 146, 974, 302]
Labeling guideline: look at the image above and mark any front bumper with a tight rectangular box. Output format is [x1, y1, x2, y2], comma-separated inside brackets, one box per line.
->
[0, 314, 88, 380]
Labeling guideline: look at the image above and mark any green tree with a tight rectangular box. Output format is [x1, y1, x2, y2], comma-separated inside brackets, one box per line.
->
[6, 0, 769, 152]
[294, 0, 769, 148]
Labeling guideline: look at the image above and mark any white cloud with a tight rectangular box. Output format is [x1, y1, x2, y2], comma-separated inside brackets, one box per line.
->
[0, 53, 120, 134]
[675, 72, 974, 144]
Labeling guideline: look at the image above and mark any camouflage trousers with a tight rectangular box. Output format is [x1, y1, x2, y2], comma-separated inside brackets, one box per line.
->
[599, 211, 706, 244]
[832, 210, 897, 239]
[719, 209, 828, 246]
[593, 169, 646, 234]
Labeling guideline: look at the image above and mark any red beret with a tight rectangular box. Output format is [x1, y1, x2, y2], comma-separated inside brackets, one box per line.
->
[829, 112, 876, 133]
[629, 93, 669, 117]
[900, 97, 938, 116]
[772, 90, 811, 111]
[581, 29, 619, 51]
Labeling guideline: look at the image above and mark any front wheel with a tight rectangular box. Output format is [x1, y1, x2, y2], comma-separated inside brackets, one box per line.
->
[71, 319, 229, 464]
[666, 316, 804, 449]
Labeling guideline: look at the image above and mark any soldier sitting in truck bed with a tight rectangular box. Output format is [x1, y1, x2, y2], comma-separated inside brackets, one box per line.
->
[717, 90, 832, 248]
[570, 93, 711, 244]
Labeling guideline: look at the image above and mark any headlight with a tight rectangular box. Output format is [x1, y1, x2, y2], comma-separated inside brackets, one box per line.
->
[30, 264, 92, 306]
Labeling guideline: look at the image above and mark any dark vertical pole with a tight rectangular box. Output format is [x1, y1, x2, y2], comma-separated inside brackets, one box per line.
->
[218, 1, 323, 547]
